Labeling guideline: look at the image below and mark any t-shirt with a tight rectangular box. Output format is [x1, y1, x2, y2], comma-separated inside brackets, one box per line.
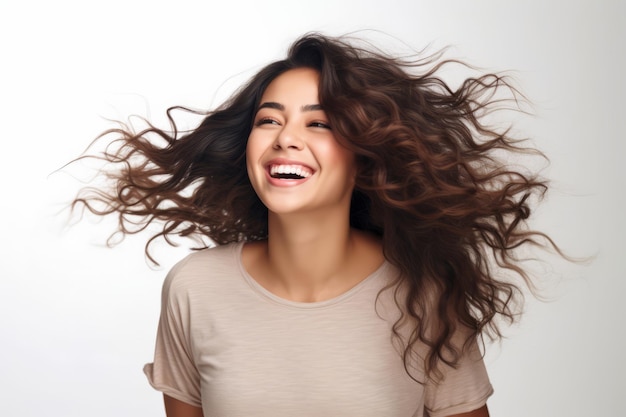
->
[144, 243, 493, 417]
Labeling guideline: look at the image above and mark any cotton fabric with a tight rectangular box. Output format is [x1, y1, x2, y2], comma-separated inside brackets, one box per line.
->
[144, 243, 492, 416]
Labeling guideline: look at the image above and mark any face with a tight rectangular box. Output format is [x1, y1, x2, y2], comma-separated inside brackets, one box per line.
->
[246, 68, 356, 217]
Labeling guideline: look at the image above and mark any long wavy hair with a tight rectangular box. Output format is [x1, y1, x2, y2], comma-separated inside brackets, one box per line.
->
[71, 33, 560, 381]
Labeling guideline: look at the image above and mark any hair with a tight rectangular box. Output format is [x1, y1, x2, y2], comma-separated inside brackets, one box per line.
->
[71, 32, 562, 382]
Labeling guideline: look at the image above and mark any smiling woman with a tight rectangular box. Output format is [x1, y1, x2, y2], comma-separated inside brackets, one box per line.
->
[68, 33, 564, 417]
[246, 68, 357, 219]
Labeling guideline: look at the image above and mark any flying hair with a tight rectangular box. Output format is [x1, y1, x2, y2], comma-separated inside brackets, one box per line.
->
[69, 32, 565, 381]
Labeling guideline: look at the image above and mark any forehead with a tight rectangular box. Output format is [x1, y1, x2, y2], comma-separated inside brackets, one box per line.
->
[260, 68, 321, 103]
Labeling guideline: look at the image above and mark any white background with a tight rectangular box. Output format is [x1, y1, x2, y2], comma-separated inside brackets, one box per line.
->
[1, 1, 624, 416]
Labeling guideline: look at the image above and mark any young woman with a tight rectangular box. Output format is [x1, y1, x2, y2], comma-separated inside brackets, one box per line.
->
[72, 33, 559, 416]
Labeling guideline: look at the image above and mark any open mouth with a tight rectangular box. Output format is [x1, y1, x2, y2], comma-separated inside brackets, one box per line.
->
[268, 164, 313, 180]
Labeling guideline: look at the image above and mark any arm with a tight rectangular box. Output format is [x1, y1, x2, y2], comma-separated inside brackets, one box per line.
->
[447, 405, 490, 417]
[164, 394, 204, 417]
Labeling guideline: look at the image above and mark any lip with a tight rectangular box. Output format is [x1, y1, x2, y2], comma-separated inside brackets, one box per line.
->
[264, 158, 316, 187]
[264, 158, 315, 171]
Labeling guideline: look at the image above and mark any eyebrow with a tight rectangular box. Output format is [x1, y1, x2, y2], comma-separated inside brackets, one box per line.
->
[257, 102, 323, 112]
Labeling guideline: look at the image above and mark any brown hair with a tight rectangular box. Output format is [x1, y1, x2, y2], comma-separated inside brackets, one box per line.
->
[71, 33, 561, 381]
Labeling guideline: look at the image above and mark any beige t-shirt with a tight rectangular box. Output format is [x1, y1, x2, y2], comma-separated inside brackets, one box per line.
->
[144, 243, 493, 417]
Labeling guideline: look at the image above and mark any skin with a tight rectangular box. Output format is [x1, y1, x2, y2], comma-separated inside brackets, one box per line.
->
[244, 67, 383, 302]
[163, 68, 490, 417]
[164, 395, 203, 417]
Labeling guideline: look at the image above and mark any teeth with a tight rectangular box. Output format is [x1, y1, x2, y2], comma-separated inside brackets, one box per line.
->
[269, 164, 312, 178]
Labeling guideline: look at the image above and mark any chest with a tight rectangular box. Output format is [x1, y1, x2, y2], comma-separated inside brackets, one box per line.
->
[188, 298, 424, 416]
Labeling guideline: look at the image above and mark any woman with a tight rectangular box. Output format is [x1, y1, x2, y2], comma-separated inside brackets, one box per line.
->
[72, 33, 558, 416]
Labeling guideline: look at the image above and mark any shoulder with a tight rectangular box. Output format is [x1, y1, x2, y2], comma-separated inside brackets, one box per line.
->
[162, 243, 242, 300]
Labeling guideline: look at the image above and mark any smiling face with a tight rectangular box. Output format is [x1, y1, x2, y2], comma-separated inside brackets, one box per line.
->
[246, 67, 356, 217]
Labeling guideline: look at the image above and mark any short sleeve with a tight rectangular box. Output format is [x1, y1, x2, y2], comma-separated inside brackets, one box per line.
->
[143, 261, 202, 407]
[423, 341, 494, 417]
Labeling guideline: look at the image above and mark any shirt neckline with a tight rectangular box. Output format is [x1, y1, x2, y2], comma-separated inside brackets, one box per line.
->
[233, 241, 390, 310]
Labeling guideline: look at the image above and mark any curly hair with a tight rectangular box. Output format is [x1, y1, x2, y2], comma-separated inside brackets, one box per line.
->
[71, 33, 560, 381]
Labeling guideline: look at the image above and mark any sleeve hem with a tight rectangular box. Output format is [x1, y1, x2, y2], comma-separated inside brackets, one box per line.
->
[143, 363, 202, 408]
[426, 384, 494, 417]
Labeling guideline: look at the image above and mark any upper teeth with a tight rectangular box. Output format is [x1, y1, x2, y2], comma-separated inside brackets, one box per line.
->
[270, 164, 312, 178]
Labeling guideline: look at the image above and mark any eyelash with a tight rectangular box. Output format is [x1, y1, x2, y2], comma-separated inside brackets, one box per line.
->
[309, 121, 331, 129]
[254, 118, 332, 130]
[255, 117, 278, 126]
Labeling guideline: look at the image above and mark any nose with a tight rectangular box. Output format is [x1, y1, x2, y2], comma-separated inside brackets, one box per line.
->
[272, 123, 303, 150]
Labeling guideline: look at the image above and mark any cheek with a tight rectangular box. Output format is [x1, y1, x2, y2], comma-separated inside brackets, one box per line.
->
[245, 131, 263, 161]
[245, 130, 269, 162]
[323, 142, 356, 176]
[245, 136, 258, 179]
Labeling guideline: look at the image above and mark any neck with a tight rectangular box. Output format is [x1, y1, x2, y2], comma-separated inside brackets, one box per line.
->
[266, 210, 353, 286]
[242, 208, 384, 303]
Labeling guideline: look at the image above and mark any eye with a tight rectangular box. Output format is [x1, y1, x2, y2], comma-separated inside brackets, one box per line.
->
[309, 121, 332, 129]
[255, 117, 280, 127]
